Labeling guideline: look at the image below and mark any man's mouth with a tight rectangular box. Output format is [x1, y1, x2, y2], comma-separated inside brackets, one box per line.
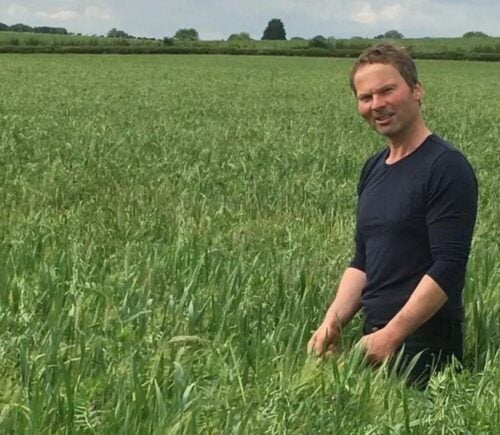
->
[374, 112, 394, 125]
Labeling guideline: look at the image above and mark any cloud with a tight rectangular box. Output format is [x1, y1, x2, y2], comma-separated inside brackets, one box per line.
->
[84, 6, 112, 21]
[349, 1, 404, 25]
[380, 3, 404, 21]
[35, 10, 79, 21]
[6, 4, 29, 16]
[350, 2, 377, 24]
[30, 5, 112, 23]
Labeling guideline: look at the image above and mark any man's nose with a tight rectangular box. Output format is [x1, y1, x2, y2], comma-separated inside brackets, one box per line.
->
[371, 94, 386, 110]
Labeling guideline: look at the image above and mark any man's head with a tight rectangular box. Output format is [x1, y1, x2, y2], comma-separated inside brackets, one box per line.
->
[350, 44, 425, 141]
[349, 44, 419, 94]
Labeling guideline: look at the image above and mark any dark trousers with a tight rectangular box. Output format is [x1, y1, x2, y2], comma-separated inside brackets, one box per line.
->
[363, 317, 463, 389]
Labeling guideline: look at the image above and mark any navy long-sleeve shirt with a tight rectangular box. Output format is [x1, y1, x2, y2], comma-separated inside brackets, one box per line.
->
[350, 134, 478, 326]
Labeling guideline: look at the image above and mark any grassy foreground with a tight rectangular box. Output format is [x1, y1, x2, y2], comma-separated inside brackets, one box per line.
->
[0, 54, 498, 433]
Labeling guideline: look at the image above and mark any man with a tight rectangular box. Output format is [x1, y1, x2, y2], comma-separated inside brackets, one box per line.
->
[307, 44, 478, 387]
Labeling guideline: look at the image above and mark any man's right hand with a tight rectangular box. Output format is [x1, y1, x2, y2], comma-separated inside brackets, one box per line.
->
[307, 322, 340, 357]
[306, 267, 366, 357]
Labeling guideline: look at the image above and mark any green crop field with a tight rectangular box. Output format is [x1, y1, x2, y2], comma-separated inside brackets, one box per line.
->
[0, 54, 498, 433]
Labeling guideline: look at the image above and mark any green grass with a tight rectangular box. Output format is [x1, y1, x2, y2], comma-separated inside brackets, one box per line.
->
[0, 54, 498, 433]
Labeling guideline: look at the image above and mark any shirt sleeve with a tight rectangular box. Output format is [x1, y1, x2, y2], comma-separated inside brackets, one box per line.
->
[349, 158, 371, 272]
[349, 222, 366, 272]
[425, 150, 478, 297]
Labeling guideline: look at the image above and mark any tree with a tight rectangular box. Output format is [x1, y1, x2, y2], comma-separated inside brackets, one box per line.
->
[227, 32, 252, 42]
[162, 37, 174, 46]
[34, 26, 68, 35]
[463, 31, 489, 37]
[107, 28, 131, 38]
[261, 18, 286, 40]
[9, 23, 33, 33]
[309, 35, 330, 49]
[0, 22, 9, 31]
[174, 28, 199, 41]
[384, 29, 404, 39]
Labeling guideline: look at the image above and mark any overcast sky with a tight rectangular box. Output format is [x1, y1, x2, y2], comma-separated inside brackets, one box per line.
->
[1, 0, 499, 40]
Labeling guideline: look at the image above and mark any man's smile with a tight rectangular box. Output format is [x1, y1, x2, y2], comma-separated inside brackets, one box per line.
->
[374, 112, 395, 125]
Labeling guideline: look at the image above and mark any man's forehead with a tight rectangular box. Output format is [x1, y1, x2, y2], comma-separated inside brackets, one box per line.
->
[353, 63, 404, 91]
[354, 62, 402, 79]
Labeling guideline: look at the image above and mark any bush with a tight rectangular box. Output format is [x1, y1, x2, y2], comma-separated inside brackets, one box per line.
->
[384, 30, 404, 39]
[308, 36, 331, 49]
[463, 31, 489, 38]
[25, 38, 40, 46]
[115, 38, 131, 46]
[228, 32, 252, 42]
[1, 42, 500, 61]
[174, 28, 199, 41]
[162, 37, 174, 46]
[472, 44, 500, 53]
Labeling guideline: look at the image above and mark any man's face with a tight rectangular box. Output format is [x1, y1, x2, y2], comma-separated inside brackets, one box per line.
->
[353, 63, 423, 139]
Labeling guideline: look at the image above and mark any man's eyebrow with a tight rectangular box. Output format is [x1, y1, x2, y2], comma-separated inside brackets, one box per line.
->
[357, 91, 371, 100]
[357, 83, 397, 99]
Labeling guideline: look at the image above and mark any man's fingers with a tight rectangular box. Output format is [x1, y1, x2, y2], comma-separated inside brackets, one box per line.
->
[307, 337, 315, 353]
[324, 344, 335, 358]
[308, 326, 338, 357]
[307, 334, 320, 354]
[314, 338, 325, 356]
[307, 333, 326, 356]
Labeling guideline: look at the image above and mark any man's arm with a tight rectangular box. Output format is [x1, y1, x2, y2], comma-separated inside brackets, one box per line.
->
[307, 267, 366, 356]
[360, 274, 447, 363]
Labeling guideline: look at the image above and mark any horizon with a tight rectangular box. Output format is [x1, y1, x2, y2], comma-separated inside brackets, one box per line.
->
[0, 21, 498, 41]
[1, 1, 499, 40]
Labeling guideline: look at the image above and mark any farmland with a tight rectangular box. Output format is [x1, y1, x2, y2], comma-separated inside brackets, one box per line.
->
[0, 54, 499, 433]
[1, 32, 500, 61]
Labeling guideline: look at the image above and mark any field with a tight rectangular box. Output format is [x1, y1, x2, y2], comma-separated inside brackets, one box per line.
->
[0, 54, 498, 433]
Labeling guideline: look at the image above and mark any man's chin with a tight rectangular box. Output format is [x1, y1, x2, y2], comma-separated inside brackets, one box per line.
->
[373, 123, 400, 138]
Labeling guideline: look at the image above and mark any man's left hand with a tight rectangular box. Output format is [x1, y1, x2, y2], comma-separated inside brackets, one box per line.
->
[358, 327, 402, 365]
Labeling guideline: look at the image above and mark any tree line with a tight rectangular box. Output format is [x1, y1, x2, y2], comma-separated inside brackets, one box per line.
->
[1, 19, 492, 42]
[0, 22, 68, 34]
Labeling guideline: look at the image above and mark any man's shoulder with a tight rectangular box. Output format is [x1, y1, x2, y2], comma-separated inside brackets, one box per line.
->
[360, 147, 387, 176]
[423, 135, 477, 194]
[425, 134, 475, 173]
[423, 134, 456, 159]
[356, 148, 387, 195]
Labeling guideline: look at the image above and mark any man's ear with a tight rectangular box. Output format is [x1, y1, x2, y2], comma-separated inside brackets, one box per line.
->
[413, 81, 424, 101]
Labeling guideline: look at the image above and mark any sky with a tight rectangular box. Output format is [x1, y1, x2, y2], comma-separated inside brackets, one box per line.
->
[1, 0, 499, 40]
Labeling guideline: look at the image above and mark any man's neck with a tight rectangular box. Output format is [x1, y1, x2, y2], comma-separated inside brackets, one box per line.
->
[385, 122, 432, 164]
